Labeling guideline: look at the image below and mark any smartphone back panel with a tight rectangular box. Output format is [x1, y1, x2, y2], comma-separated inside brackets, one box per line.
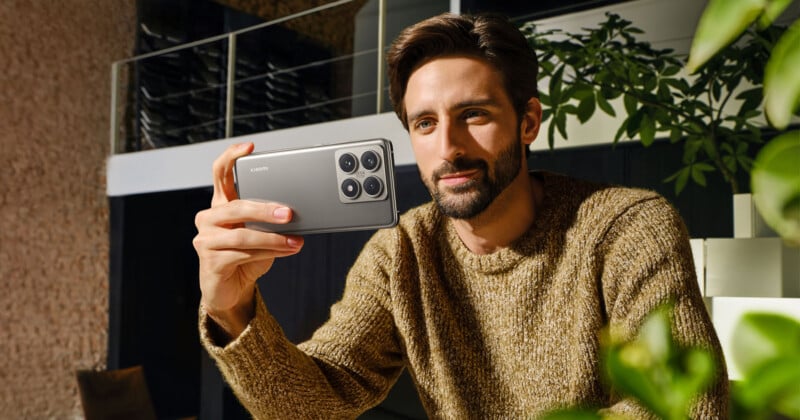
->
[234, 138, 398, 235]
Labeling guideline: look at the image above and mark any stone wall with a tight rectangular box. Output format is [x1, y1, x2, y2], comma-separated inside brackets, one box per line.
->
[0, 0, 136, 417]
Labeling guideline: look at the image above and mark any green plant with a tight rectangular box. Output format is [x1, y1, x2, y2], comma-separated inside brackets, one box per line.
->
[731, 313, 800, 419]
[687, 0, 800, 245]
[541, 306, 717, 420]
[529, 2, 800, 419]
[540, 308, 800, 419]
[520, 14, 782, 195]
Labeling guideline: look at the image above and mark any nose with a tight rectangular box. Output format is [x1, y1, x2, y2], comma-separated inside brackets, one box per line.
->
[437, 118, 465, 161]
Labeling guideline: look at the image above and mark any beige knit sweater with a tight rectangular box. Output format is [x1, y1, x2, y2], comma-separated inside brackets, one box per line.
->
[200, 172, 728, 419]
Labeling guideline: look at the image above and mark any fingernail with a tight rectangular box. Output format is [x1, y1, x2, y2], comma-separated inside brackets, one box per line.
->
[287, 237, 302, 248]
[273, 207, 290, 220]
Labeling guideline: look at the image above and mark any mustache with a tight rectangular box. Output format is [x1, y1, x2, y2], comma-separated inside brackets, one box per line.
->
[432, 157, 488, 182]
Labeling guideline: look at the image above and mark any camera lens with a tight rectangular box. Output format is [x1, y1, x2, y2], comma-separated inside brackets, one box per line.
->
[363, 176, 384, 197]
[339, 153, 357, 173]
[360, 150, 381, 171]
[341, 178, 360, 199]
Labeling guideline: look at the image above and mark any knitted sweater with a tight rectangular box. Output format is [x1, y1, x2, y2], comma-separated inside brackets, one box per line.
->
[200, 172, 728, 419]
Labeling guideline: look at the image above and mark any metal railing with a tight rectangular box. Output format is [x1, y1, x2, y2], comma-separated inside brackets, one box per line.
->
[109, 0, 388, 154]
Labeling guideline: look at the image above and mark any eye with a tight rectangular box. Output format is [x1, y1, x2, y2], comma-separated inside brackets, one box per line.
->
[414, 118, 436, 133]
[463, 109, 488, 122]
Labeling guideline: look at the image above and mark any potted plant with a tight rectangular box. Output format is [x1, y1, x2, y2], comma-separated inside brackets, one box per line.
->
[520, 12, 784, 196]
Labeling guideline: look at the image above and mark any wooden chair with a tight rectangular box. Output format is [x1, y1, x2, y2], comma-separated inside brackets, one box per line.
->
[76, 365, 158, 420]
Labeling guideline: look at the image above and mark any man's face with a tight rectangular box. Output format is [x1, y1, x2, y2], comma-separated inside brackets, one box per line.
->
[403, 56, 534, 219]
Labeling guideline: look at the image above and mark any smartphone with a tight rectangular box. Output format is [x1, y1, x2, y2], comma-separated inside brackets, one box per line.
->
[234, 138, 399, 235]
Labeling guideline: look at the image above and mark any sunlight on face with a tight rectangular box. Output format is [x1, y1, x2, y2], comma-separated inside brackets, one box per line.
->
[404, 56, 526, 219]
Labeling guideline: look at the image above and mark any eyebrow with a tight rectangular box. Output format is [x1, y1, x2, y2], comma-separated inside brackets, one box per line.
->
[406, 97, 501, 125]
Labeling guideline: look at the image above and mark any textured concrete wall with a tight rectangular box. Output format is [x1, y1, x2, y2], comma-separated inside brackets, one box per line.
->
[0, 1, 136, 417]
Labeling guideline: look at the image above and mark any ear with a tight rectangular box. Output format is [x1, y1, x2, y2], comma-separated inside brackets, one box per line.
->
[519, 97, 542, 146]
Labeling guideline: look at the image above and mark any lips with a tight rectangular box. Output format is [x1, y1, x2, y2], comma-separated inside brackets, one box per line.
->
[437, 169, 480, 186]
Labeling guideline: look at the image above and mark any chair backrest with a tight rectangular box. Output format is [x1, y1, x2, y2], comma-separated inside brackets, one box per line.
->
[76, 365, 158, 420]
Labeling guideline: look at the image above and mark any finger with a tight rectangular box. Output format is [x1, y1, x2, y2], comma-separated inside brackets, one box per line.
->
[194, 227, 304, 253]
[195, 200, 294, 229]
[200, 247, 302, 272]
[211, 142, 255, 207]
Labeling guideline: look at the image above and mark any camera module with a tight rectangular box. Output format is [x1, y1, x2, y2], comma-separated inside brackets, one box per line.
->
[339, 153, 358, 173]
[363, 176, 384, 197]
[341, 178, 361, 199]
[360, 150, 381, 171]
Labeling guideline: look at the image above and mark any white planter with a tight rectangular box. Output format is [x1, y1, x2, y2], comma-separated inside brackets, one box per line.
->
[705, 237, 800, 297]
[702, 194, 800, 298]
[733, 193, 777, 238]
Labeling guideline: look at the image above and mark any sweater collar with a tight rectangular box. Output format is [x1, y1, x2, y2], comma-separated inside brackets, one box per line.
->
[439, 172, 558, 274]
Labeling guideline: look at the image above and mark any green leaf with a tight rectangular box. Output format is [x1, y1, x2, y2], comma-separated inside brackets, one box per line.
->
[712, 80, 722, 102]
[596, 92, 616, 117]
[624, 93, 638, 115]
[541, 108, 553, 122]
[683, 138, 703, 164]
[601, 85, 622, 100]
[666, 166, 692, 195]
[547, 117, 557, 148]
[736, 87, 763, 115]
[614, 118, 629, 143]
[606, 347, 671, 418]
[734, 356, 800, 414]
[603, 306, 715, 419]
[751, 131, 800, 245]
[637, 307, 673, 360]
[764, 19, 800, 129]
[561, 104, 578, 115]
[577, 96, 596, 124]
[539, 92, 552, 107]
[555, 110, 569, 140]
[639, 112, 656, 146]
[657, 80, 673, 102]
[540, 60, 556, 74]
[643, 74, 658, 92]
[687, 0, 765, 72]
[627, 109, 644, 138]
[572, 83, 595, 100]
[733, 312, 800, 376]
[550, 65, 565, 104]
[691, 164, 712, 187]
[759, 0, 794, 27]
[723, 154, 738, 174]
[670, 127, 682, 144]
[662, 65, 681, 77]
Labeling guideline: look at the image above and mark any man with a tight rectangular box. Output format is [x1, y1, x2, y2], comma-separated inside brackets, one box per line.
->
[193, 13, 728, 418]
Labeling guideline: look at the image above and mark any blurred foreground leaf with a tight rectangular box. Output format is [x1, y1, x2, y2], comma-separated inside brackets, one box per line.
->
[731, 313, 800, 418]
[750, 131, 800, 246]
[764, 20, 800, 128]
[687, 0, 765, 72]
[603, 306, 715, 420]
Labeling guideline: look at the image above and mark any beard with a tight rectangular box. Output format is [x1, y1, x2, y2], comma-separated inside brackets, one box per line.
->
[424, 135, 523, 220]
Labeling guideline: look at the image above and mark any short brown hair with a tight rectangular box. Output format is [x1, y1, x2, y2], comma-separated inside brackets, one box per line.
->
[387, 13, 539, 130]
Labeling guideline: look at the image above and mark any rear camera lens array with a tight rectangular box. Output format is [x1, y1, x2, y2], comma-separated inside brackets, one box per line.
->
[338, 150, 384, 200]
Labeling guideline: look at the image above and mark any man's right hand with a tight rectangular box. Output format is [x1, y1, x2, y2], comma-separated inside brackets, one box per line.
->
[193, 142, 304, 341]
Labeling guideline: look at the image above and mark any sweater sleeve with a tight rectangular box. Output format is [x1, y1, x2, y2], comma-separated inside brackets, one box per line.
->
[199, 228, 405, 419]
[596, 195, 729, 419]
